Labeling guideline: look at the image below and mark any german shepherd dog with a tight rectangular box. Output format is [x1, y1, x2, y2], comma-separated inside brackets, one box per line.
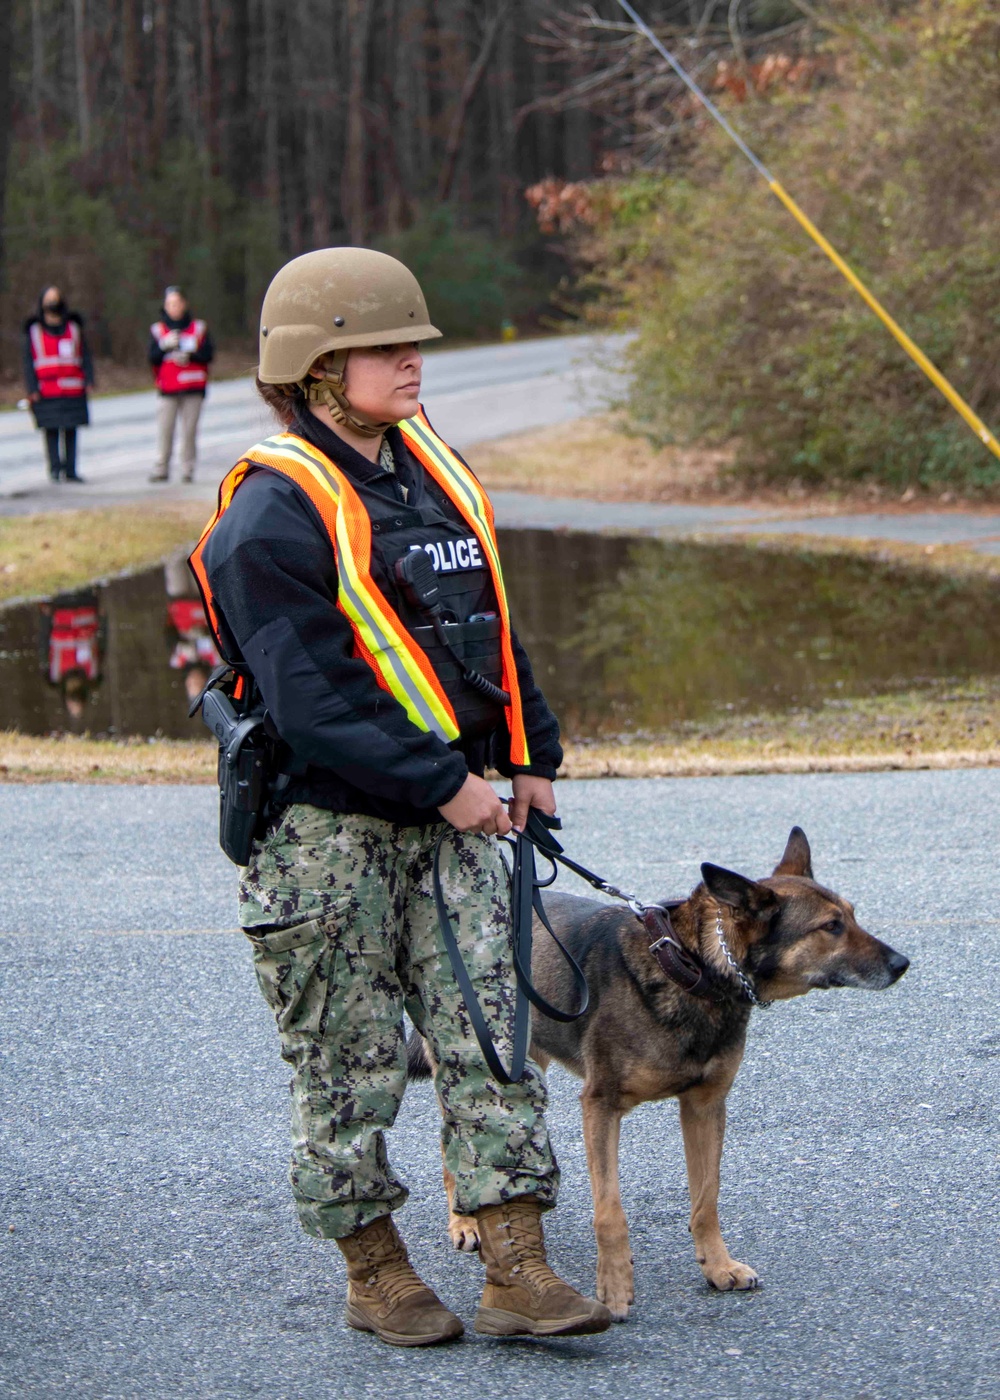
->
[411, 827, 909, 1321]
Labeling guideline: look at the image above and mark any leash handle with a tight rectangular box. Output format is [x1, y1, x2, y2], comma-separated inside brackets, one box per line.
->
[509, 813, 590, 1024]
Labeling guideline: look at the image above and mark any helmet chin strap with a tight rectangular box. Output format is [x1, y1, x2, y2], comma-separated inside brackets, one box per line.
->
[302, 349, 395, 439]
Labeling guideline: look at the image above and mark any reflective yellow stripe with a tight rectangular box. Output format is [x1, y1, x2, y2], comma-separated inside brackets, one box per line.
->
[244, 436, 459, 741]
[398, 413, 530, 765]
[398, 416, 506, 580]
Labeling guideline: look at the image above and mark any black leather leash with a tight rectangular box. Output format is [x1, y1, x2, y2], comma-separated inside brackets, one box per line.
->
[432, 808, 750, 1084]
[432, 808, 591, 1086]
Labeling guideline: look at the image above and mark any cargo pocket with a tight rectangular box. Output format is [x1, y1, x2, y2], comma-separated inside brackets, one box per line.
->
[245, 909, 347, 1037]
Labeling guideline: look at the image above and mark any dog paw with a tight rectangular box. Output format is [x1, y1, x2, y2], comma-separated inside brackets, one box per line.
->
[448, 1213, 480, 1253]
[596, 1271, 634, 1322]
[704, 1259, 760, 1292]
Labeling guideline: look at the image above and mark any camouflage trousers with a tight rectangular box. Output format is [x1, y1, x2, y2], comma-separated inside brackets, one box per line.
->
[239, 803, 558, 1240]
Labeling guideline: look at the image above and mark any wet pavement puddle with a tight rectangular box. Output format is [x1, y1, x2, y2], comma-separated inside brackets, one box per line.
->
[1, 529, 999, 740]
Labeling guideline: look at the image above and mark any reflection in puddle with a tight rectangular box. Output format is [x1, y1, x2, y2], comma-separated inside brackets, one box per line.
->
[39, 591, 105, 721]
[1, 529, 998, 740]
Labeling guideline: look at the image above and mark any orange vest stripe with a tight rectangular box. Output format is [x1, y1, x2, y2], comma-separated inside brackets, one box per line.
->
[398, 410, 530, 765]
[193, 434, 460, 741]
[190, 421, 530, 760]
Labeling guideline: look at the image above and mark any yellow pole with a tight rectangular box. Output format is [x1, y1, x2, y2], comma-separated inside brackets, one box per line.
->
[769, 179, 1000, 460]
[614, 0, 1000, 463]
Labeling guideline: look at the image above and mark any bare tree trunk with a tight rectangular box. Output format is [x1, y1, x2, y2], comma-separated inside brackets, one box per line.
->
[31, 0, 45, 147]
[152, 0, 171, 163]
[122, 0, 145, 174]
[263, 0, 281, 208]
[342, 0, 373, 245]
[72, 0, 91, 152]
[437, 2, 509, 202]
[200, 0, 218, 169]
[0, 0, 14, 364]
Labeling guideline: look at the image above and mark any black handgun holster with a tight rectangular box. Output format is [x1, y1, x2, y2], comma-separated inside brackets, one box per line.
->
[195, 670, 273, 866]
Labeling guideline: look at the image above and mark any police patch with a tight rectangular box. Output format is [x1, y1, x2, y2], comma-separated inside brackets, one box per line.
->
[410, 537, 484, 574]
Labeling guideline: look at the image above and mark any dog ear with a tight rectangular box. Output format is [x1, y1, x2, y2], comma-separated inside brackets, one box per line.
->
[772, 826, 813, 879]
[701, 863, 777, 915]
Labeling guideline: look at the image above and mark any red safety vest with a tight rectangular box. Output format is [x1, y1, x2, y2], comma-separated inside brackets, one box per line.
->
[190, 410, 531, 762]
[152, 319, 209, 393]
[29, 322, 86, 399]
[48, 605, 100, 682]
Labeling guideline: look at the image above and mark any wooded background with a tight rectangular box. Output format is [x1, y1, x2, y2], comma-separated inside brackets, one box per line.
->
[0, 0, 806, 366]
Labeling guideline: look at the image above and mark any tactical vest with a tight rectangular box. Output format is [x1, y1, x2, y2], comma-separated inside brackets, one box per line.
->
[152, 318, 209, 393]
[30, 322, 86, 399]
[189, 410, 531, 761]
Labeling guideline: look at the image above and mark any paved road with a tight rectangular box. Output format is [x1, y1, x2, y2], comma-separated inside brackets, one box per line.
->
[5, 331, 1000, 552]
[489, 493, 1000, 556]
[2, 771, 997, 1399]
[0, 335, 619, 508]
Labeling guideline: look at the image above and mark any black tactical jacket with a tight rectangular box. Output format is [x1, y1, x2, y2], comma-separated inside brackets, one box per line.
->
[198, 407, 562, 826]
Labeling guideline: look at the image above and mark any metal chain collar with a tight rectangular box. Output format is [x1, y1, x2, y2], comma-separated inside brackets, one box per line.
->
[714, 907, 772, 1009]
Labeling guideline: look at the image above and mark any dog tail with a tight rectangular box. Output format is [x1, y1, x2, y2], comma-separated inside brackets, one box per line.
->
[406, 1028, 433, 1080]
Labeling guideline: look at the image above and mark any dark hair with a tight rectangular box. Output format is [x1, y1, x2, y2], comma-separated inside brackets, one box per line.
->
[255, 375, 303, 426]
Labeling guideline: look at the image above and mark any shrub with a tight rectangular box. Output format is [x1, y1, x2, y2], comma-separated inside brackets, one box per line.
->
[582, 0, 1000, 493]
[376, 207, 526, 341]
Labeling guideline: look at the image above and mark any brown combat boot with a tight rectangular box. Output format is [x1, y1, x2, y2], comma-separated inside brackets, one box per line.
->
[474, 1197, 612, 1337]
[336, 1216, 464, 1347]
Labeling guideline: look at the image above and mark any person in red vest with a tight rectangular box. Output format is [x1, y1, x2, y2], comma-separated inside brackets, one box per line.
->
[148, 285, 214, 483]
[22, 285, 95, 483]
[38, 589, 104, 721]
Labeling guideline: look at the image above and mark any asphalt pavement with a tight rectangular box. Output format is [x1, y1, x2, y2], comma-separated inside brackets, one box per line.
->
[489, 493, 1000, 555]
[0, 335, 619, 509]
[2, 771, 998, 1399]
[4, 330, 1000, 552]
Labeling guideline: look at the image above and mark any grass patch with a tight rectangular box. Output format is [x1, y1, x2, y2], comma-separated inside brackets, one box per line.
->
[4, 682, 998, 784]
[0, 733, 217, 783]
[0, 503, 211, 605]
[560, 681, 1000, 778]
[470, 414, 734, 503]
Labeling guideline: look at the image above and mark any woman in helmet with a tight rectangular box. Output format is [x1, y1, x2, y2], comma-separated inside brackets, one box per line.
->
[191, 249, 610, 1347]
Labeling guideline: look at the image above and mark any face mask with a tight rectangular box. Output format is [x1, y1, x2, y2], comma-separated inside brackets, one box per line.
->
[43, 300, 66, 316]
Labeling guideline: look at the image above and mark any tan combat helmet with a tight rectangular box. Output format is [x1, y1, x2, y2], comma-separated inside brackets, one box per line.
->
[258, 247, 442, 437]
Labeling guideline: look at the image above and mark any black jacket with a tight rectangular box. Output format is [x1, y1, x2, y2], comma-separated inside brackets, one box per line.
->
[197, 408, 562, 826]
[148, 308, 215, 394]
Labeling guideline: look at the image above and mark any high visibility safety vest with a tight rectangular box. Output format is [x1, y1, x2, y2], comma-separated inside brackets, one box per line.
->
[29, 322, 86, 399]
[152, 319, 209, 393]
[48, 604, 100, 682]
[190, 409, 531, 763]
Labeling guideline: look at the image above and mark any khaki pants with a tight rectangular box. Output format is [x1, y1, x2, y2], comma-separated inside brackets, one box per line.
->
[155, 393, 203, 478]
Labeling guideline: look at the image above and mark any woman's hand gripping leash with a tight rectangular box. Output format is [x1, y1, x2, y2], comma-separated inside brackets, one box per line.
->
[438, 774, 557, 838]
